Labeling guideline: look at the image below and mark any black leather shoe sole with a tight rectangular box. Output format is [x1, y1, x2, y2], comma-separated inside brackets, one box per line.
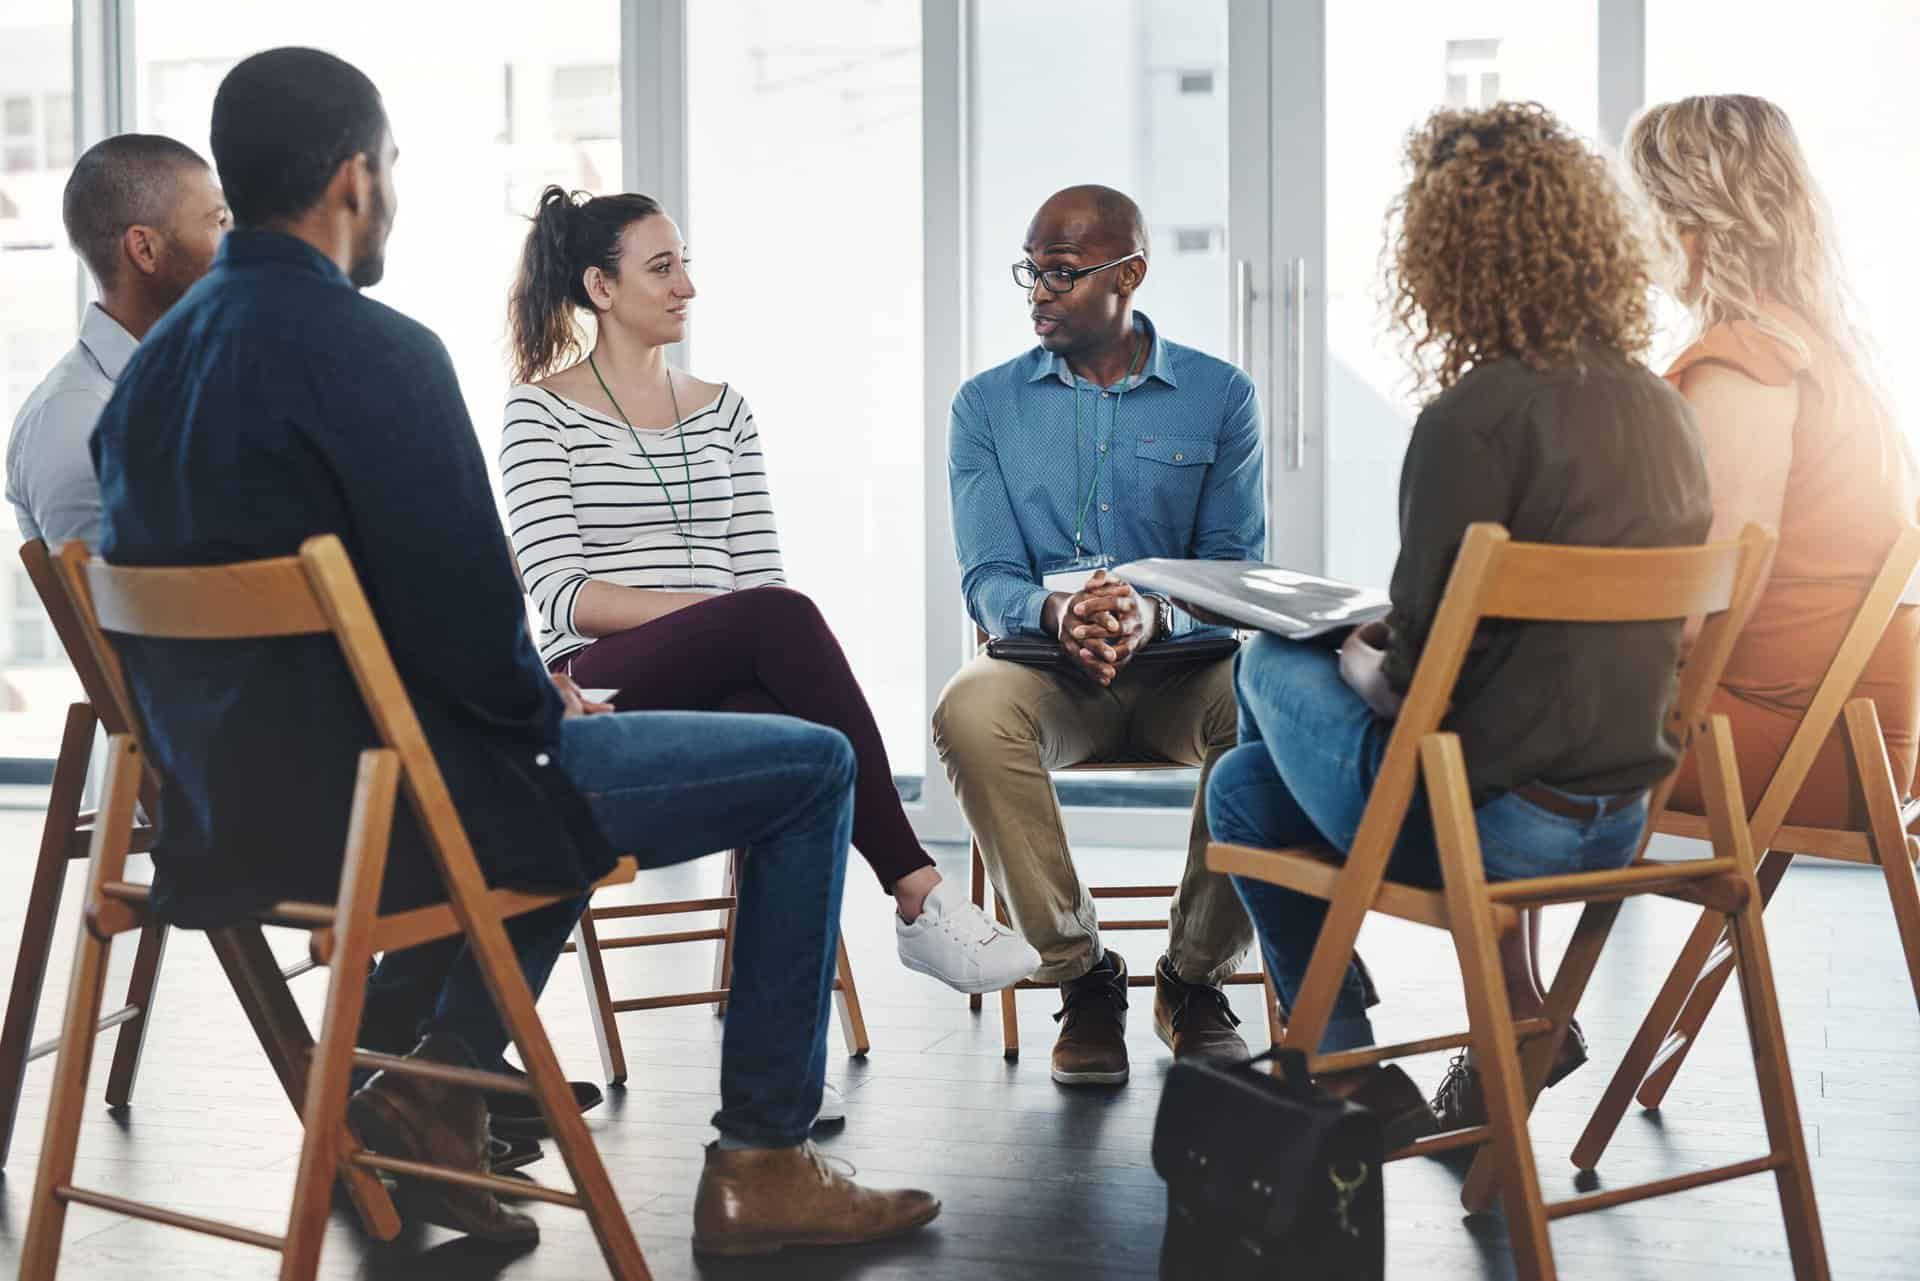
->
[486, 1079, 606, 1139]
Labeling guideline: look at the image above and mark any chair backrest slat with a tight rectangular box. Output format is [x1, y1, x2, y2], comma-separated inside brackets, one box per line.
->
[1476, 539, 1747, 623]
[82, 556, 332, 639]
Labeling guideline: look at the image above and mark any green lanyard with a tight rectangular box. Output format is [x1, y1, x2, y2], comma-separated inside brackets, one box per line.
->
[589, 352, 698, 583]
[1070, 332, 1147, 556]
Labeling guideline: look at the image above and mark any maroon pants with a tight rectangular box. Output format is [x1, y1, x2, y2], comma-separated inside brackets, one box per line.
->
[560, 587, 933, 891]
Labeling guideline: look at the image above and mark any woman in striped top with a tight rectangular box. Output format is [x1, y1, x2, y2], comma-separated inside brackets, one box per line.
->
[503, 186, 1039, 999]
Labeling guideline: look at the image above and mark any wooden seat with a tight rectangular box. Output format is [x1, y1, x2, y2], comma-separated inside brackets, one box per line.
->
[1574, 524, 1920, 1173]
[0, 540, 320, 1169]
[1210, 523, 1829, 1281]
[964, 630, 1281, 1059]
[564, 847, 869, 1088]
[20, 536, 652, 1281]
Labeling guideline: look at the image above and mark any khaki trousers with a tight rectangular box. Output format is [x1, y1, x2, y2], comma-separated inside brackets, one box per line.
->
[932, 653, 1252, 985]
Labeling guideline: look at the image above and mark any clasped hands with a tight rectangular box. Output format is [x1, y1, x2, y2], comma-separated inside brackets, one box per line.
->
[1043, 569, 1156, 687]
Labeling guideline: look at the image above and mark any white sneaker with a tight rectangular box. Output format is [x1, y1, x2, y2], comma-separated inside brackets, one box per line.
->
[895, 879, 1043, 995]
[812, 1082, 847, 1129]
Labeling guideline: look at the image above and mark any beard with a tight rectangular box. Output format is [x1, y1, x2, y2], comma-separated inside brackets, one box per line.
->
[348, 184, 394, 289]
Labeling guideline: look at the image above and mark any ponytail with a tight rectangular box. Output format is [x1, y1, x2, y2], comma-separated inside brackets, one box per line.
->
[507, 184, 665, 384]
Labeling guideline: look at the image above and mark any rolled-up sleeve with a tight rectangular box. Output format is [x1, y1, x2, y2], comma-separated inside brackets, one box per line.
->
[950, 383, 1049, 637]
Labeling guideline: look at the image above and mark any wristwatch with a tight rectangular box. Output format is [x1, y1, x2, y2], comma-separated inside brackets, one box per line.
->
[1146, 593, 1174, 640]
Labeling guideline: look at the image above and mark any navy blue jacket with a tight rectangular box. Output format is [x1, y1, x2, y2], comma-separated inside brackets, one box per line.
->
[92, 229, 614, 927]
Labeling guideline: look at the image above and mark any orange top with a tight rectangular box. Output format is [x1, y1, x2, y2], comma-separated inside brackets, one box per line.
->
[1668, 304, 1920, 798]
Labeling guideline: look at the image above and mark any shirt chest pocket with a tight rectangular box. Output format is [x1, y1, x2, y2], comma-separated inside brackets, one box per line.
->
[1129, 436, 1215, 536]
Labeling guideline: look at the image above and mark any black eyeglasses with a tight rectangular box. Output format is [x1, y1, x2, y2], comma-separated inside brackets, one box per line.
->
[1011, 250, 1144, 294]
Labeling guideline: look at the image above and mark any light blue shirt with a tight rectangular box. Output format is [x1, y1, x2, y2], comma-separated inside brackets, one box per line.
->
[948, 311, 1265, 638]
[6, 303, 138, 548]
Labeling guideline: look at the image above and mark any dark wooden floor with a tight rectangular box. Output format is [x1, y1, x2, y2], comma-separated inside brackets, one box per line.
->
[0, 805, 1916, 1280]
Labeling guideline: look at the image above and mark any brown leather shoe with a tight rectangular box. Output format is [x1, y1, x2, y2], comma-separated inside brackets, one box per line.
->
[1430, 1018, 1590, 1132]
[346, 1034, 538, 1244]
[1153, 956, 1250, 1061]
[1319, 1063, 1441, 1153]
[691, 1141, 940, 1256]
[1050, 951, 1130, 1086]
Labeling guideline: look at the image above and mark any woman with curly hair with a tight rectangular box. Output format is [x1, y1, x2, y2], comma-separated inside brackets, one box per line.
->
[1625, 95, 1918, 830]
[1203, 102, 1711, 1142]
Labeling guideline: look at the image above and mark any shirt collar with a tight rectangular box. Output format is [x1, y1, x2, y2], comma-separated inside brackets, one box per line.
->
[216, 227, 355, 289]
[1025, 311, 1179, 390]
[78, 303, 138, 382]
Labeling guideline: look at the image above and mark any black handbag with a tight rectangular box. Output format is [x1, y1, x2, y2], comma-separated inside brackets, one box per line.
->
[1151, 1048, 1385, 1281]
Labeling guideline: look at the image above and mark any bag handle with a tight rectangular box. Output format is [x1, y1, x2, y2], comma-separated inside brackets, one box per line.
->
[1241, 1046, 1318, 1103]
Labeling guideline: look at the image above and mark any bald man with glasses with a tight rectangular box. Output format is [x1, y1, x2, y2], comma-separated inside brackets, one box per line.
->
[935, 184, 1265, 1088]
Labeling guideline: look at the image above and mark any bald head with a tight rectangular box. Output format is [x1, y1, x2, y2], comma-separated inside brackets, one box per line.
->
[1027, 184, 1149, 262]
[63, 134, 216, 289]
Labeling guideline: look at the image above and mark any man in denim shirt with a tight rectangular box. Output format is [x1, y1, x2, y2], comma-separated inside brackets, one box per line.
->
[936, 186, 1264, 1087]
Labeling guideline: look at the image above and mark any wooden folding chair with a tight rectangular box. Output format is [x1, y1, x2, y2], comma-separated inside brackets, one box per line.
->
[1574, 524, 1920, 1172]
[1208, 523, 1829, 1281]
[21, 536, 649, 1281]
[963, 631, 1282, 1060]
[566, 847, 870, 1087]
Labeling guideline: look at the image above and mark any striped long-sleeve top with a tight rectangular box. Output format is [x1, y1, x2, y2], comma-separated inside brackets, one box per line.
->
[501, 382, 786, 668]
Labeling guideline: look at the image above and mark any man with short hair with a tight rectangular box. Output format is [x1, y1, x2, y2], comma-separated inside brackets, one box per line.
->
[92, 46, 936, 1254]
[6, 133, 228, 547]
[936, 184, 1264, 1088]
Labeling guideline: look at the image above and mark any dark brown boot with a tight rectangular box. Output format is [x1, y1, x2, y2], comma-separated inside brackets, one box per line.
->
[691, 1141, 940, 1256]
[1319, 1063, 1441, 1153]
[346, 1034, 538, 1244]
[1050, 951, 1130, 1086]
[1430, 1018, 1590, 1132]
[1152, 956, 1250, 1061]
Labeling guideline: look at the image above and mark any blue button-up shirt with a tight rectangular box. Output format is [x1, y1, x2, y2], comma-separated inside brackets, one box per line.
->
[92, 229, 613, 926]
[949, 312, 1264, 638]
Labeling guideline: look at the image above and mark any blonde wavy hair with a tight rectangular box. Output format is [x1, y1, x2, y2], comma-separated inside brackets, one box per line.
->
[1625, 94, 1877, 388]
[1384, 101, 1652, 400]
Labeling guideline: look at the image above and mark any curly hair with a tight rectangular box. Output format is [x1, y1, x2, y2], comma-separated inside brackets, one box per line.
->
[1384, 101, 1653, 400]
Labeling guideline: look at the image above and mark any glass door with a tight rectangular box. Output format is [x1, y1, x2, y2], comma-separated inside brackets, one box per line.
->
[1274, 3, 1605, 587]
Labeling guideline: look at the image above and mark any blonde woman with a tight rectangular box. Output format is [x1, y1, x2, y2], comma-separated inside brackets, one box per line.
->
[1626, 95, 1919, 828]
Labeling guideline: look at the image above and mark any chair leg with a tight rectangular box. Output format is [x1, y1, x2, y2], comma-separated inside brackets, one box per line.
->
[0, 702, 94, 1168]
[969, 842, 985, 1014]
[19, 723, 140, 1281]
[1635, 848, 1794, 1109]
[1843, 700, 1920, 1011]
[573, 909, 628, 1087]
[206, 925, 399, 1242]
[714, 848, 742, 1019]
[833, 935, 871, 1058]
[994, 890, 1020, 1060]
[450, 877, 653, 1277]
[1260, 965, 1284, 1050]
[101, 919, 168, 1108]
[1423, 736, 1556, 1280]
[1462, 899, 1620, 1213]
[1696, 716, 1830, 1280]
[281, 751, 400, 1281]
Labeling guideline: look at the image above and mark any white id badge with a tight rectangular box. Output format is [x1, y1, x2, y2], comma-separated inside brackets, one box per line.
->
[1042, 553, 1113, 595]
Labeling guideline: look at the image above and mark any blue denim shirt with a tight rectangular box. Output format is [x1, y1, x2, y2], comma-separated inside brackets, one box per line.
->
[948, 313, 1264, 638]
[92, 229, 614, 926]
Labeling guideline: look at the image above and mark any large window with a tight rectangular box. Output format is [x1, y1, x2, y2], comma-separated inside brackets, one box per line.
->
[1646, 1, 1920, 440]
[687, 0, 926, 775]
[0, 1, 82, 765]
[133, 1, 624, 484]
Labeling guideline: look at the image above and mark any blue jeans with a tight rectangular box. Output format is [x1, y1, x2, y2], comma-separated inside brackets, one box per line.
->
[365, 709, 853, 1147]
[1204, 635, 1647, 1053]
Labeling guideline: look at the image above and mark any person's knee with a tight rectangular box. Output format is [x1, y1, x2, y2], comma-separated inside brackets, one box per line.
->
[931, 660, 1030, 767]
[795, 721, 856, 790]
[1204, 743, 1270, 847]
[745, 585, 827, 633]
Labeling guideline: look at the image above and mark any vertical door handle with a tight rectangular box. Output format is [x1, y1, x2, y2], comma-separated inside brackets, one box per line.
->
[1285, 256, 1307, 472]
[1231, 257, 1254, 373]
